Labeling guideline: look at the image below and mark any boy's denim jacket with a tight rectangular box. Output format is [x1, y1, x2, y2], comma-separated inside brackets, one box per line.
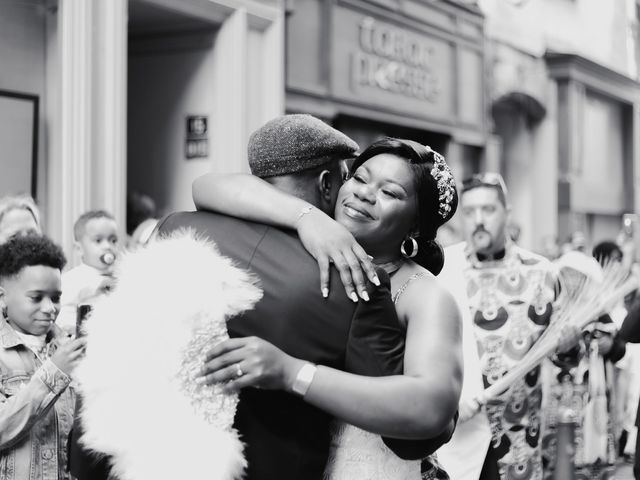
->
[0, 321, 75, 480]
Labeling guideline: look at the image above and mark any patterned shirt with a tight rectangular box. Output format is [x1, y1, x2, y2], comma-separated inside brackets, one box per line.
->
[464, 243, 556, 480]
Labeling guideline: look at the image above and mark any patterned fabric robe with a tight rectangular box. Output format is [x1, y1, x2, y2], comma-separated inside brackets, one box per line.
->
[541, 319, 622, 480]
[464, 244, 557, 480]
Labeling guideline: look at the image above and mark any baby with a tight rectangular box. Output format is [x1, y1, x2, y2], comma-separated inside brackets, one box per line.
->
[58, 210, 119, 335]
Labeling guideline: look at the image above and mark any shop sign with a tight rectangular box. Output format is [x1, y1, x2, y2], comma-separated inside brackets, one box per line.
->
[185, 115, 208, 159]
[332, 6, 454, 121]
[353, 17, 440, 102]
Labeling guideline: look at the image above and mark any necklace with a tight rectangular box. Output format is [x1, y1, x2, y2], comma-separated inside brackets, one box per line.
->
[375, 258, 404, 276]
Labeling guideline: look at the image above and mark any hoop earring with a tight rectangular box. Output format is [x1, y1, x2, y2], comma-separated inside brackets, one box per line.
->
[401, 236, 418, 258]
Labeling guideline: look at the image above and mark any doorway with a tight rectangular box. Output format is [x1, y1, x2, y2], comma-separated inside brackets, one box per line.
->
[127, 0, 219, 223]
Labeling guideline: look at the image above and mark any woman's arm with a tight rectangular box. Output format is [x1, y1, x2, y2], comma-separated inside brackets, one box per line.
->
[305, 277, 462, 438]
[193, 173, 309, 229]
[199, 278, 463, 440]
[193, 173, 378, 300]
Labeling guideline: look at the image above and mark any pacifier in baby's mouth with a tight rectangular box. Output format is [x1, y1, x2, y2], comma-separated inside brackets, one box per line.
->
[100, 251, 116, 266]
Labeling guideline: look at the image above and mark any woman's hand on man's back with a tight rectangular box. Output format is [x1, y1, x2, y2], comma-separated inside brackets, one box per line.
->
[296, 208, 379, 302]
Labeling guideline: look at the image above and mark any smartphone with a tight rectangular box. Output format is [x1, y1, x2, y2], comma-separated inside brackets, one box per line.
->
[76, 304, 93, 338]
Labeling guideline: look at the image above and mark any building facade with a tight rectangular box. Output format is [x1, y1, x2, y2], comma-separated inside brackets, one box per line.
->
[479, 0, 640, 251]
[284, 0, 640, 251]
[0, 0, 284, 261]
[2, 0, 640, 258]
[285, 0, 488, 212]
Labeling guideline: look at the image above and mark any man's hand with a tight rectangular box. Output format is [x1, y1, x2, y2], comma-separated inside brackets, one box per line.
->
[556, 324, 582, 353]
[596, 334, 614, 356]
[458, 398, 481, 423]
[296, 208, 379, 301]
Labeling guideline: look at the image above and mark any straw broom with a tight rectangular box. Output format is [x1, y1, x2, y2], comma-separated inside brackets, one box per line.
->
[477, 263, 638, 404]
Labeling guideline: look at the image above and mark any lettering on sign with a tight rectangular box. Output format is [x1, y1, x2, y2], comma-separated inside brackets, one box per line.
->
[185, 115, 208, 159]
[352, 17, 440, 102]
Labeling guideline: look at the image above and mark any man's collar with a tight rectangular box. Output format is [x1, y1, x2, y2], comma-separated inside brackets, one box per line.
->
[476, 248, 507, 262]
[466, 240, 513, 267]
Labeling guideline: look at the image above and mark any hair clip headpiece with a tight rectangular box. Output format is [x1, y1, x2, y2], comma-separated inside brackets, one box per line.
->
[426, 146, 455, 219]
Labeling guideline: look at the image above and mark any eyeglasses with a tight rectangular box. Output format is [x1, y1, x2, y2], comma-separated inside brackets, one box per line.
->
[461, 172, 508, 197]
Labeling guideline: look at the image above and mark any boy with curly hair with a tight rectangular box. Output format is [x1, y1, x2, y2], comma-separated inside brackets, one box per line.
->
[0, 235, 85, 479]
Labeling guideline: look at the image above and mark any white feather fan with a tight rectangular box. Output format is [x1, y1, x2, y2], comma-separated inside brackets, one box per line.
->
[74, 230, 262, 480]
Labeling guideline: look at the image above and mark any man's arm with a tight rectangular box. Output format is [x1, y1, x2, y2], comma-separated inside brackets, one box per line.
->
[153, 212, 179, 238]
[343, 269, 405, 377]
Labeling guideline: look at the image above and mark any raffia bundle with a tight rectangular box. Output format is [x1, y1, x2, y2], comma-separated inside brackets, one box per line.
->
[478, 263, 638, 403]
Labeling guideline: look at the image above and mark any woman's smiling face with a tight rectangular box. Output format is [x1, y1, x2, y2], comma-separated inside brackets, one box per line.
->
[334, 153, 418, 256]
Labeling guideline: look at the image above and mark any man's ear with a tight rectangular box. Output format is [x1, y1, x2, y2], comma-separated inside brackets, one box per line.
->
[505, 204, 513, 223]
[317, 170, 333, 202]
[0, 286, 6, 316]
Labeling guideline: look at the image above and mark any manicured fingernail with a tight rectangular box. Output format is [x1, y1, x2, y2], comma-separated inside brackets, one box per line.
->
[372, 276, 380, 286]
[195, 376, 205, 385]
[361, 291, 370, 302]
[349, 292, 358, 303]
[367, 255, 374, 260]
[322, 288, 329, 298]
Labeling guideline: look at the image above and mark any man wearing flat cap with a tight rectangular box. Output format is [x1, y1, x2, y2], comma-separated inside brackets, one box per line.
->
[150, 114, 418, 480]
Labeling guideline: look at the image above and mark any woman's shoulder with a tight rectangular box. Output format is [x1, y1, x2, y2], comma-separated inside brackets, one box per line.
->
[394, 268, 461, 333]
[394, 263, 457, 310]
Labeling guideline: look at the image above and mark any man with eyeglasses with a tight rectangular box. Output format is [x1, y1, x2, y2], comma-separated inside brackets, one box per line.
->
[438, 173, 573, 480]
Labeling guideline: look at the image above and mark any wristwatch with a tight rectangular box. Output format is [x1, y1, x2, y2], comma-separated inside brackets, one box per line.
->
[291, 363, 317, 397]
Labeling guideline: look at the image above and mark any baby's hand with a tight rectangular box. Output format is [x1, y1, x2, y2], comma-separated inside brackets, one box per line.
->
[77, 276, 115, 304]
[96, 275, 116, 295]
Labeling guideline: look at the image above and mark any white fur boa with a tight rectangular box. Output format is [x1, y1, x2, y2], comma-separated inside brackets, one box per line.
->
[74, 230, 262, 480]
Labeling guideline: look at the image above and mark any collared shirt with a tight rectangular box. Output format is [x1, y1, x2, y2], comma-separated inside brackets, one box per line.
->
[0, 321, 74, 480]
[464, 242, 556, 480]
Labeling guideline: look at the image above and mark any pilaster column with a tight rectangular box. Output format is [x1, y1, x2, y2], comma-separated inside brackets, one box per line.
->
[211, 8, 248, 173]
[92, 0, 128, 231]
[55, 0, 93, 255]
[531, 80, 558, 251]
[260, 11, 285, 123]
[567, 80, 585, 178]
[633, 103, 640, 214]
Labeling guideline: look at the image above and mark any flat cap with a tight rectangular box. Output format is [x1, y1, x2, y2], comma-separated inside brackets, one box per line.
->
[248, 114, 359, 178]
